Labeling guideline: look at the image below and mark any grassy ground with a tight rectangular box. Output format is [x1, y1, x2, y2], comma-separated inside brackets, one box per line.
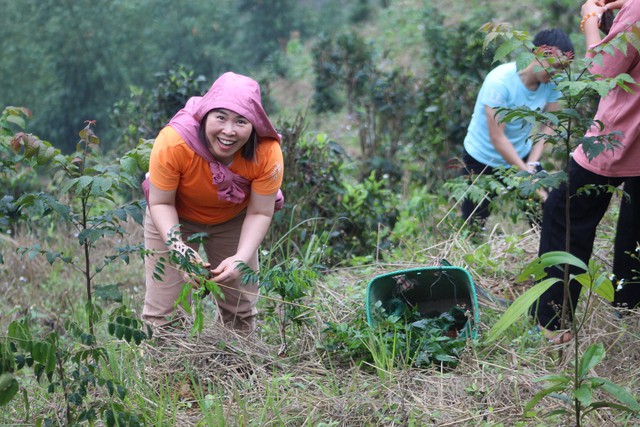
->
[2, 201, 639, 426]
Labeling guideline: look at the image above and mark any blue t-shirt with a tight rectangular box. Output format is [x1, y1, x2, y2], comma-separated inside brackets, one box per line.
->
[463, 62, 560, 167]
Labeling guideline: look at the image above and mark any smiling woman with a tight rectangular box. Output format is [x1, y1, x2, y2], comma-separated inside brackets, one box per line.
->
[141, 72, 285, 334]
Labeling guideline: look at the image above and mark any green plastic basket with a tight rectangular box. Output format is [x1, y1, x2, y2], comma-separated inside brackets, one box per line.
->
[365, 265, 479, 338]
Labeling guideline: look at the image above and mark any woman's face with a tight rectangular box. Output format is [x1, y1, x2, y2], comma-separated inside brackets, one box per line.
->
[204, 108, 253, 164]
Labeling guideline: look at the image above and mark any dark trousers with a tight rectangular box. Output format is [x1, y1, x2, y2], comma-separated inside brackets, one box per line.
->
[534, 158, 640, 329]
[461, 151, 494, 225]
[461, 150, 541, 227]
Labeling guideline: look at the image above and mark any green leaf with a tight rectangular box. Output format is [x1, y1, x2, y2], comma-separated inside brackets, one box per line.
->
[68, 392, 83, 406]
[113, 208, 127, 222]
[573, 272, 614, 302]
[0, 374, 19, 406]
[493, 39, 519, 62]
[484, 278, 559, 343]
[6, 114, 26, 128]
[90, 176, 113, 195]
[45, 343, 56, 374]
[578, 343, 605, 379]
[524, 384, 567, 414]
[31, 342, 48, 365]
[59, 177, 80, 194]
[585, 400, 638, 415]
[485, 278, 560, 344]
[596, 378, 640, 411]
[116, 385, 126, 400]
[517, 251, 588, 282]
[132, 330, 144, 345]
[125, 203, 144, 224]
[515, 52, 535, 73]
[119, 156, 139, 175]
[78, 228, 114, 245]
[75, 176, 94, 193]
[591, 273, 615, 302]
[574, 384, 593, 407]
[8, 321, 32, 351]
[534, 374, 571, 385]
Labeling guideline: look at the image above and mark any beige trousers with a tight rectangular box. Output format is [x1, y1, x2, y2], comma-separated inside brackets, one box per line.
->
[142, 209, 259, 332]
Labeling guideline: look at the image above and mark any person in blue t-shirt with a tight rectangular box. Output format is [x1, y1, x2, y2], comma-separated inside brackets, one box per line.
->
[461, 28, 574, 230]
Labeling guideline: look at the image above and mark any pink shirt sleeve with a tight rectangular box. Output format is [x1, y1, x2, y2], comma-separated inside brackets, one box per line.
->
[574, 0, 640, 177]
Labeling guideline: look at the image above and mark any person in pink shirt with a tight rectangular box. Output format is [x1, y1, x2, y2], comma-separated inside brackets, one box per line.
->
[534, 0, 640, 343]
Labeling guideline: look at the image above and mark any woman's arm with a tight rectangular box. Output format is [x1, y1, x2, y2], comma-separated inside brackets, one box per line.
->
[210, 191, 277, 285]
[148, 182, 180, 240]
[148, 181, 207, 267]
[581, 0, 606, 48]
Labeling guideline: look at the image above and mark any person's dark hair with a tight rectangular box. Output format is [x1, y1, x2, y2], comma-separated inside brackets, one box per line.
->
[533, 28, 574, 55]
[199, 111, 258, 161]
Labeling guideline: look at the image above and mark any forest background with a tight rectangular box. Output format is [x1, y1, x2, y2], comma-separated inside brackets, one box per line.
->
[2, 0, 639, 426]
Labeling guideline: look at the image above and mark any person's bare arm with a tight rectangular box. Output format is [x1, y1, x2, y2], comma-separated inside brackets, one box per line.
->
[210, 191, 276, 285]
[148, 182, 180, 241]
[527, 101, 559, 164]
[148, 181, 208, 271]
[485, 105, 530, 171]
[582, 0, 606, 47]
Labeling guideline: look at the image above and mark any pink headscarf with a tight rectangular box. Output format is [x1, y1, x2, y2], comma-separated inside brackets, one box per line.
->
[170, 71, 280, 146]
[144, 72, 283, 209]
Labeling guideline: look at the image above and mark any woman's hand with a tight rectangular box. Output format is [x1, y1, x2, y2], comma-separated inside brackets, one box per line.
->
[582, 0, 604, 16]
[583, 0, 627, 16]
[169, 240, 211, 288]
[596, 0, 628, 10]
[210, 256, 246, 286]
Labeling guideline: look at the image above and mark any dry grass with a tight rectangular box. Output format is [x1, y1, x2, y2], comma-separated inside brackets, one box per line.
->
[5, 206, 640, 426]
[111, 217, 639, 426]
[133, 296, 640, 426]
[2, 204, 638, 426]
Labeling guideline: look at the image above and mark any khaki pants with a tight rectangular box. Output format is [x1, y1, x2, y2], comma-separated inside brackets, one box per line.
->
[142, 209, 259, 332]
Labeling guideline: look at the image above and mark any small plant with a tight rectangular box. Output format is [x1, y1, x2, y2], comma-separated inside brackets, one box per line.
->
[15, 121, 146, 334]
[321, 303, 470, 375]
[338, 170, 399, 265]
[1, 315, 149, 426]
[240, 218, 328, 353]
[484, 251, 640, 424]
[110, 64, 207, 152]
[169, 231, 225, 336]
[445, 165, 552, 230]
[479, 24, 640, 426]
[525, 342, 640, 421]
[0, 107, 52, 238]
[1, 119, 151, 424]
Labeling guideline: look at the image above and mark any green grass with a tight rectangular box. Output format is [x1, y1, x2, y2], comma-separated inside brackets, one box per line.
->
[2, 200, 638, 426]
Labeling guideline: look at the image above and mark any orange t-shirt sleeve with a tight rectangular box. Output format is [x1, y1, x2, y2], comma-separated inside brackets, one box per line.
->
[251, 140, 284, 195]
[149, 127, 193, 191]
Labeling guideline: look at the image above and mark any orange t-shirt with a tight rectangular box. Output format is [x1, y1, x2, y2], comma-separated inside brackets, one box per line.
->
[149, 126, 284, 224]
